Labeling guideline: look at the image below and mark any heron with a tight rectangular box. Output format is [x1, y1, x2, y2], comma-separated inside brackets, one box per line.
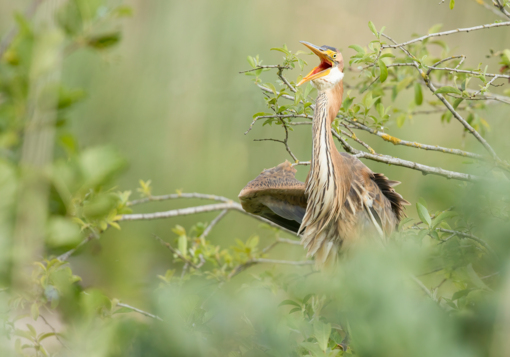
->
[239, 41, 409, 267]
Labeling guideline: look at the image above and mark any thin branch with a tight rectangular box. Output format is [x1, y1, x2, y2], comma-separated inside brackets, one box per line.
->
[127, 192, 232, 206]
[382, 33, 501, 161]
[436, 228, 497, 257]
[411, 274, 436, 301]
[239, 65, 290, 74]
[228, 258, 313, 279]
[57, 232, 96, 261]
[116, 302, 163, 321]
[473, 0, 510, 19]
[493, 0, 510, 18]
[346, 120, 485, 161]
[199, 210, 228, 239]
[244, 114, 312, 135]
[278, 68, 297, 93]
[122, 201, 300, 237]
[383, 21, 510, 49]
[154, 235, 199, 269]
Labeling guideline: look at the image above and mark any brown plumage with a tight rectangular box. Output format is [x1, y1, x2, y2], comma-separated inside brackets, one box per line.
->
[239, 42, 409, 267]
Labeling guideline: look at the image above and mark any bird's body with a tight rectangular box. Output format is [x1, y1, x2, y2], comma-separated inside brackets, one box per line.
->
[239, 42, 409, 267]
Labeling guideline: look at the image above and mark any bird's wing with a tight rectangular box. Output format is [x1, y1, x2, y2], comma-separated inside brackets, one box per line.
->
[238, 161, 307, 233]
[339, 153, 409, 236]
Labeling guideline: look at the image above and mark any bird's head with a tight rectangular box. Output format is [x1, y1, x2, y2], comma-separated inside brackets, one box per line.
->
[297, 41, 344, 91]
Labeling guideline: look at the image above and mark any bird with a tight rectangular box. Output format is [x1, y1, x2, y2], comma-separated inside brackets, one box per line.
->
[239, 41, 409, 267]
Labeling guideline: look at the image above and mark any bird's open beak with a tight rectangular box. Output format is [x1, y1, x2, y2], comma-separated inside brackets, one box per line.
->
[297, 41, 333, 86]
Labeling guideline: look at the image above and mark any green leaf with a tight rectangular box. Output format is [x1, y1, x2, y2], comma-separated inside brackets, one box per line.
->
[313, 320, 331, 351]
[87, 32, 121, 50]
[452, 288, 473, 301]
[368, 21, 378, 36]
[414, 83, 423, 105]
[301, 342, 325, 357]
[466, 264, 490, 290]
[379, 60, 388, 83]
[348, 45, 365, 54]
[453, 98, 464, 110]
[178, 235, 188, 258]
[278, 299, 301, 308]
[434, 86, 462, 95]
[31, 303, 39, 321]
[431, 211, 457, 229]
[247, 56, 256, 68]
[113, 307, 134, 315]
[428, 23, 443, 34]
[449, 0, 455, 9]
[270, 47, 290, 56]
[396, 114, 406, 128]
[416, 202, 431, 227]
[114, 5, 134, 17]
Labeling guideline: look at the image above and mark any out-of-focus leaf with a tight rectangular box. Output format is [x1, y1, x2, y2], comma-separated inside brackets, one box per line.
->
[368, 21, 378, 36]
[414, 83, 423, 105]
[416, 202, 431, 227]
[434, 86, 461, 95]
[379, 60, 388, 83]
[449, 0, 455, 9]
[314, 320, 331, 351]
[46, 217, 82, 247]
[87, 32, 121, 50]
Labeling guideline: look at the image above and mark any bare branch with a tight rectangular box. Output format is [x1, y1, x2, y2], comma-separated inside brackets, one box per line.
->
[122, 201, 300, 237]
[57, 232, 96, 261]
[116, 302, 163, 321]
[199, 210, 228, 239]
[346, 120, 485, 161]
[381, 33, 501, 161]
[493, 0, 510, 18]
[473, 0, 510, 19]
[239, 65, 290, 74]
[128, 192, 232, 206]
[244, 114, 312, 135]
[383, 21, 510, 49]
[228, 258, 313, 279]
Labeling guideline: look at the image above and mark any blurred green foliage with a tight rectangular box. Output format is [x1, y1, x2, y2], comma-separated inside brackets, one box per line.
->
[1, 0, 510, 356]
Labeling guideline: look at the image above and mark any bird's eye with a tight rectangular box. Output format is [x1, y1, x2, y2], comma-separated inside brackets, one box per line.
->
[333, 54, 337, 58]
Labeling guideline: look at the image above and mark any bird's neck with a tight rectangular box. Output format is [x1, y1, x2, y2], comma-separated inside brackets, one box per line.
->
[310, 83, 343, 177]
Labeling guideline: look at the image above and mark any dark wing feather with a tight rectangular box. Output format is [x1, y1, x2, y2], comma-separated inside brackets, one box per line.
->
[371, 172, 410, 222]
[239, 161, 307, 233]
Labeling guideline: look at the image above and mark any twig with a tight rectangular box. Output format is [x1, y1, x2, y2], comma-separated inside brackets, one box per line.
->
[473, 0, 510, 19]
[154, 235, 199, 269]
[57, 232, 96, 261]
[383, 21, 510, 49]
[116, 302, 163, 321]
[228, 258, 313, 279]
[411, 274, 436, 301]
[493, 0, 510, 18]
[245, 114, 312, 135]
[436, 228, 497, 257]
[122, 201, 300, 237]
[239, 65, 290, 74]
[346, 120, 485, 161]
[199, 210, 228, 239]
[277, 68, 297, 93]
[40, 315, 69, 350]
[382, 33, 501, 161]
[127, 192, 231, 206]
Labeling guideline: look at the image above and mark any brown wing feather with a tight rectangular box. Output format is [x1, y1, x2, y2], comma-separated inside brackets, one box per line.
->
[238, 161, 307, 233]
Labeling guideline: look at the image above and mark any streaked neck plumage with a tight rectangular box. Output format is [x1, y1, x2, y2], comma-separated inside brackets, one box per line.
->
[299, 80, 344, 240]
